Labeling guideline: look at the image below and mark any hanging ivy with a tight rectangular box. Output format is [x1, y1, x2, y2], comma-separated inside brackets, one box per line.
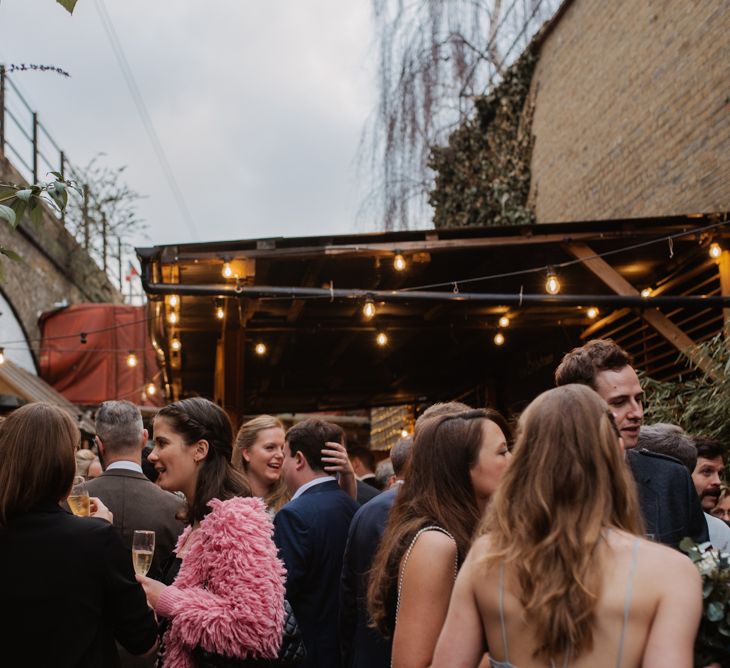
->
[428, 49, 537, 228]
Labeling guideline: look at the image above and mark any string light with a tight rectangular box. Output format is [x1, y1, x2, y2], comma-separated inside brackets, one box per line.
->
[126, 352, 138, 368]
[376, 331, 389, 347]
[145, 382, 157, 396]
[710, 242, 722, 260]
[400, 429, 409, 438]
[641, 287, 652, 298]
[498, 315, 510, 328]
[215, 307, 225, 320]
[168, 311, 178, 325]
[587, 307, 599, 319]
[168, 294, 179, 308]
[0, 347, 5, 365]
[222, 262, 234, 279]
[362, 297, 376, 320]
[545, 270, 561, 295]
[393, 252, 407, 272]
[254, 342, 267, 356]
[171, 338, 182, 351]
[494, 332, 505, 346]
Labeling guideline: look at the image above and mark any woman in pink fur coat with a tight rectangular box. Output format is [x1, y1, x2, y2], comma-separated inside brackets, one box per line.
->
[137, 397, 286, 668]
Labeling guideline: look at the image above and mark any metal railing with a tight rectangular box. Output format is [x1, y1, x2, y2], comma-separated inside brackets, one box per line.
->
[0, 65, 144, 303]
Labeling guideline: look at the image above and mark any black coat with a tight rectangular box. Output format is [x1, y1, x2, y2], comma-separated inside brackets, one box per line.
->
[0, 503, 157, 667]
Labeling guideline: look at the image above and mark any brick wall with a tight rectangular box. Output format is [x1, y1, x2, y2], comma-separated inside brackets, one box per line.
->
[0, 155, 122, 361]
[529, 0, 729, 222]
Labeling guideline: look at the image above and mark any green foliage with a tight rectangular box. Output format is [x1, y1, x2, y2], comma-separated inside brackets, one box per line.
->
[428, 49, 537, 229]
[56, 0, 78, 14]
[680, 538, 730, 666]
[643, 334, 730, 447]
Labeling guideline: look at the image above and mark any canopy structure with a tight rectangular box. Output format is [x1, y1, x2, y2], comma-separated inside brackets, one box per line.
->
[137, 213, 730, 422]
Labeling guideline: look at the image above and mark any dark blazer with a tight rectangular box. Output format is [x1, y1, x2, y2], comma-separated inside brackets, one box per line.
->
[86, 467, 184, 581]
[356, 479, 380, 505]
[627, 448, 709, 548]
[340, 486, 399, 668]
[274, 479, 359, 668]
[0, 503, 157, 668]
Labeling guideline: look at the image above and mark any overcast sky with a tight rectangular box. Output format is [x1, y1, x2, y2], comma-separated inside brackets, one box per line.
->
[0, 0, 380, 252]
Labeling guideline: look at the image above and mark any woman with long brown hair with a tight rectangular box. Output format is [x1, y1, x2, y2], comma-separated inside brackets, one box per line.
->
[431, 384, 702, 668]
[367, 403, 511, 668]
[233, 414, 358, 513]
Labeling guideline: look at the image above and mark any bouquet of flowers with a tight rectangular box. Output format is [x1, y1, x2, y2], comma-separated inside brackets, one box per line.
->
[680, 538, 730, 667]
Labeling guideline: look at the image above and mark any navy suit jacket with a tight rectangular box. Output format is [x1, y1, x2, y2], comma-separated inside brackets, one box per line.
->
[356, 479, 380, 505]
[627, 448, 708, 548]
[274, 479, 359, 668]
[340, 486, 399, 668]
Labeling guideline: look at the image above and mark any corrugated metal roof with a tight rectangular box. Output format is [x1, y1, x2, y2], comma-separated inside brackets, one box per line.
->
[0, 359, 95, 433]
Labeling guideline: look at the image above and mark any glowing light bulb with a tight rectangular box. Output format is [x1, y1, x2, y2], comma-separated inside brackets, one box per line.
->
[169, 294, 179, 308]
[545, 272, 560, 295]
[126, 352, 138, 368]
[215, 307, 225, 320]
[254, 342, 267, 356]
[587, 307, 599, 319]
[641, 287, 652, 298]
[362, 299, 376, 320]
[222, 262, 234, 279]
[400, 429, 409, 438]
[146, 383, 157, 396]
[376, 331, 389, 347]
[494, 332, 505, 346]
[168, 311, 178, 325]
[171, 338, 182, 351]
[393, 253, 406, 272]
[498, 316, 510, 328]
[710, 242, 722, 259]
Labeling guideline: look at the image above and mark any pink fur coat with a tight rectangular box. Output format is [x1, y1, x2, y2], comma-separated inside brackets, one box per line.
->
[154, 496, 286, 668]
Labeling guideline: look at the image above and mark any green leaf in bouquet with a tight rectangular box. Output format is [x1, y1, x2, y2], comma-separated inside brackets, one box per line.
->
[679, 537, 698, 554]
[704, 581, 715, 599]
[720, 625, 730, 637]
[14, 189, 32, 202]
[0, 204, 16, 227]
[0, 248, 22, 262]
[708, 601, 725, 622]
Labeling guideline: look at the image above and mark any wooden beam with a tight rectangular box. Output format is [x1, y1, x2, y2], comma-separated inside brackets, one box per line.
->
[564, 242, 721, 380]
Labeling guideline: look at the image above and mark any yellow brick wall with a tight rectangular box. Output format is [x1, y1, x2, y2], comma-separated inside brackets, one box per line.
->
[529, 0, 730, 222]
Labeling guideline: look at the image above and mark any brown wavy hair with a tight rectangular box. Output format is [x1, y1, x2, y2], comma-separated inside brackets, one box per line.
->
[367, 403, 510, 636]
[233, 415, 289, 512]
[480, 384, 642, 662]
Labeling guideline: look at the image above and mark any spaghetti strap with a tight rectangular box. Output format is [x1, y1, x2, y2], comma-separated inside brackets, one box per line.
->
[498, 563, 510, 664]
[615, 538, 641, 668]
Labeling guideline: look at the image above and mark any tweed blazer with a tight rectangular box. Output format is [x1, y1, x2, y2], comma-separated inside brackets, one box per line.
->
[87, 467, 184, 581]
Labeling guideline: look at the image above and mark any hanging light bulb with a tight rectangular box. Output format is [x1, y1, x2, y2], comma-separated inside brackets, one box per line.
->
[587, 307, 599, 319]
[362, 298, 376, 320]
[0, 347, 6, 365]
[254, 342, 267, 356]
[168, 311, 178, 325]
[498, 315, 510, 328]
[171, 338, 182, 351]
[393, 252, 407, 272]
[168, 294, 179, 308]
[126, 352, 138, 368]
[215, 307, 225, 320]
[494, 332, 505, 346]
[146, 382, 157, 396]
[222, 262, 234, 279]
[400, 429, 409, 438]
[641, 287, 652, 298]
[376, 331, 389, 347]
[710, 242, 722, 259]
[545, 270, 561, 295]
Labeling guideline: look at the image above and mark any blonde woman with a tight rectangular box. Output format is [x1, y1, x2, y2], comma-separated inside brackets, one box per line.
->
[233, 415, 358, 513]
[431, 384, 702, 668]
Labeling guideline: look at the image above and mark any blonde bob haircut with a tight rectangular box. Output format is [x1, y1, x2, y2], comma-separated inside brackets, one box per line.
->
[233, 414, 289, 512]
[0, 403, 79, 527]
[479, 384, 643, 662]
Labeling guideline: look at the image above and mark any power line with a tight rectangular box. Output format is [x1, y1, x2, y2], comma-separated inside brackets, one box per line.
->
[94, 0, 200, 240]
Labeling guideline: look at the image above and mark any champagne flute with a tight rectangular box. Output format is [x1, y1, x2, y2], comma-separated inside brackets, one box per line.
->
[132, 530, 156, 577]
[67, 475, 90, 517]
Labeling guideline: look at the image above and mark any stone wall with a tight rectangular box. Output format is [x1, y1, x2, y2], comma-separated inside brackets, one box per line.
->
[529, 0, 730, 222]
[0, 155, 122, 359]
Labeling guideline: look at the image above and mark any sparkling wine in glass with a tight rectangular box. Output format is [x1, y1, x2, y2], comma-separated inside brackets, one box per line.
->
[67, 476, 90, 516]
[132, 530, 156, 576]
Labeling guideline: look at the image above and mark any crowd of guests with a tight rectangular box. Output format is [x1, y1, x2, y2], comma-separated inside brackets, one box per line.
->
[0, 337, 726, 667]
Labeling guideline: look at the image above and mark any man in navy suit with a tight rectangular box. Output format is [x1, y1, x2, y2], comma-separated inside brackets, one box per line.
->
[274, 418, 360, 668]
[340, 435, 413, 668]
[556, 339, 708, 548]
